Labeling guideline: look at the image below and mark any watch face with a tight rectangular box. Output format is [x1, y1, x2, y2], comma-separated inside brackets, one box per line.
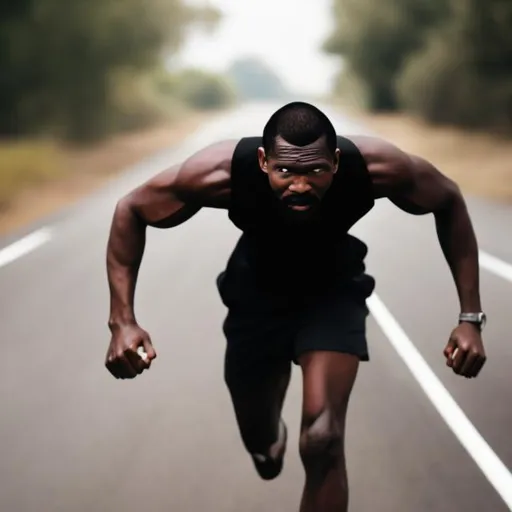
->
[460, 312, 487, 329]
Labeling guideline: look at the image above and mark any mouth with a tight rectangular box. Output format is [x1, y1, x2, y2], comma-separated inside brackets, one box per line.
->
[289, 204, 312, 211]
[283, 195, 317, 211]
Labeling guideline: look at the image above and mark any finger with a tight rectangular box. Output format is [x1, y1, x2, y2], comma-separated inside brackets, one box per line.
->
[117, 353, 138, 379]
[460, 351, 478, 378]
[444, 340, 457, 367]
[446, 346, 458, 368]
[126, 348, 149, 373]
[105, 358, 120, 379]
[142, 338, 156, 361]
[137, 346, 152, 367]
[106, 352, 123, 379]
[451, 346, 468, 374]
[470, 356, 486, 378]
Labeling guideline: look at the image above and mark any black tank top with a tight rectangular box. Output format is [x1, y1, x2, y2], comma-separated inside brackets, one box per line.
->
[224, 135, 375, 292]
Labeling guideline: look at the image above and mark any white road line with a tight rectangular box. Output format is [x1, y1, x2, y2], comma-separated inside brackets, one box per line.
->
[480, 250, 512, 283]
[367, 293, 512, 510]
[0, 228, 53, 269]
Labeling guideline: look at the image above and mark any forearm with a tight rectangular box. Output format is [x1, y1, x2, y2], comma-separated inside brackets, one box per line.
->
[106, 197, 147, 328]
[435, 191, 481, 312]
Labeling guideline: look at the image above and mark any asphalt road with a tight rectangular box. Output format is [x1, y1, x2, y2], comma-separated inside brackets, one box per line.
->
[1, 102, 511, 512]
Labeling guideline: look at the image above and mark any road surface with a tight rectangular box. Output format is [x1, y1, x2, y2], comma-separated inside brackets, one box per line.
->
[1, 102, 511, 511]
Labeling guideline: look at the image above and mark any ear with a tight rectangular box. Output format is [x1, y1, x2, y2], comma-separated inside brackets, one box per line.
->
[332, 148, 341, 174]
[257, 147, 268, 173]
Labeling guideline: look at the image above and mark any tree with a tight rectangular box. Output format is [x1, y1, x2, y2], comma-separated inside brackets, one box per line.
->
[324, 0, 512, 132]
[324, 0, 449, 110]
[0, 0, 221, 141]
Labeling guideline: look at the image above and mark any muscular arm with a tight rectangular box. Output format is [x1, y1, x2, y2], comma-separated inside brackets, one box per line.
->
[356, 136, 481, 314]
[106, 139, 235, 329]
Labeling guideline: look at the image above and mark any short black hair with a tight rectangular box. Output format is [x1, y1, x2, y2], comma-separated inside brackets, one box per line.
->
[262, 101, 337, 157]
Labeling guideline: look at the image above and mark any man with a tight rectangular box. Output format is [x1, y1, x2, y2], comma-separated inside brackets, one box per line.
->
[104, 102, 487, 511]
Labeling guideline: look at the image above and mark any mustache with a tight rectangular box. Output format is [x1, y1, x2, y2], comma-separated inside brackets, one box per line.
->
[283, 194, 319, 206]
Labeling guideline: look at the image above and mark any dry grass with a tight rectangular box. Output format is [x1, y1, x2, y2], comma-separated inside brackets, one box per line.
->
[346, 109, 512, 202]
[0, 140, 65, 210]
[0, 111, 217, 235]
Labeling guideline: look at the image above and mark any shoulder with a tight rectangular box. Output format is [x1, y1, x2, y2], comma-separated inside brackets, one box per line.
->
[343, 134, 460, 213]
[343, 134, 420, 198]
[179, 138, 240, 178]
[172, 138, 241, 207]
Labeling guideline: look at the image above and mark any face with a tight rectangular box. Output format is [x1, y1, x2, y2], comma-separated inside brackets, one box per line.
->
[258, 135, 340, 220]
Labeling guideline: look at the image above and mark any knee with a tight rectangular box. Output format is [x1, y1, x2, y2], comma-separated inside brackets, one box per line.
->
[299, 410, 345, 470]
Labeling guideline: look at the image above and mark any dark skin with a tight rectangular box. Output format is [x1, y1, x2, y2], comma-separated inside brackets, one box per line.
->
[105, 134, 486, 512]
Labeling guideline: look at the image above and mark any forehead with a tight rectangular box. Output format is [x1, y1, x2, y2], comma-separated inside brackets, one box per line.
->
[268, 136, 333, 164]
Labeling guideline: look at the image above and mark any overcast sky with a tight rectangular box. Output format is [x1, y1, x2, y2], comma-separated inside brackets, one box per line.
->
[175, 0, 341, 96]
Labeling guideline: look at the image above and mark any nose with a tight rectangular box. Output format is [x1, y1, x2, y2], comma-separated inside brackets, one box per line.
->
[288, 175, 312, 194]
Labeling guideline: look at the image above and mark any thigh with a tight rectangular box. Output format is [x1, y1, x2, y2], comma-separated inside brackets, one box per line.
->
[293, 276, 374, 364]
[298, 351, 359, 432]
[222, 307, 293, 449]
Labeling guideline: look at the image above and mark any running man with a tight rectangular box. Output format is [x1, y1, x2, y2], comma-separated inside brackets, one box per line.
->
[104, 102, 487, 512]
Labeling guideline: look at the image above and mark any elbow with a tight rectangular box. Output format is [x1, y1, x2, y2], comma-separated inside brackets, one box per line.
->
[114, 196, 127, 214]
[115, 193, 145, 225]
[440, 178, 464, 211]
[434, 181, 467, 224]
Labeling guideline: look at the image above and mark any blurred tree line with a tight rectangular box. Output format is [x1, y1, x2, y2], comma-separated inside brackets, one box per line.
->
[324, 0, 512, 133]
[227, 57, 292, 101]
[0, 0, 235, 144]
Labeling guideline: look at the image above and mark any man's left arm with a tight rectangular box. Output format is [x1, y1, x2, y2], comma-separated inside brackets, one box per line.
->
[368, 141, 487, 378]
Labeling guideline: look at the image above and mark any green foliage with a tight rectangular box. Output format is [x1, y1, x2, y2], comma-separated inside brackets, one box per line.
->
[324, 0, 448, 110]
[325, 0, 512, 132]
[331, 68, 370, 110]
[0, 0, 222, 143]
[156, 69, 237, 110]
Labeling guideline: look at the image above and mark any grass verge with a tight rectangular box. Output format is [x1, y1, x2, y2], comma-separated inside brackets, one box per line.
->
[345, 108, 512, 203]
[0, 111, 219, 235]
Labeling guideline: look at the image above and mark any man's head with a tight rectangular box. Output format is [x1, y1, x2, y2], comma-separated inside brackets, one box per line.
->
[258, 102, 339, 219]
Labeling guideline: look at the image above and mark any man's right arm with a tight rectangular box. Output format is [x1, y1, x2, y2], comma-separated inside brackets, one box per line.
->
[105, 139, 236, 378]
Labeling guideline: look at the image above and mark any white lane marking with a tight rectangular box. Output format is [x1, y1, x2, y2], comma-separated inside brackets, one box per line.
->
[479, 251, 512, 283]
[0, 228, 53, 269]
[367, 293, 512, 509]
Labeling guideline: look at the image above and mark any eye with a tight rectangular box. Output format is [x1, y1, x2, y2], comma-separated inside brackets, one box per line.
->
[278, 167, 289, 173]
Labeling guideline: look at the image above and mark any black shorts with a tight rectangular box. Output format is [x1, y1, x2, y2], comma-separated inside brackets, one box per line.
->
[216, 269, 376, 382]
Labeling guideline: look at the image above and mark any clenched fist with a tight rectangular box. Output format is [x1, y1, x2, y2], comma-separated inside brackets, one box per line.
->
[105, 323, 156, 379]
[444, 322, 486, 378]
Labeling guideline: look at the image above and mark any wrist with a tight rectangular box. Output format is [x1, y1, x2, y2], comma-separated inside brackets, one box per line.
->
[458, 311, 486, 331]
[108, 315, 137, 331]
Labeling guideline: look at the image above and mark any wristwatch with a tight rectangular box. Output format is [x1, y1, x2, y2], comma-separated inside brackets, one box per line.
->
[459, 312, 487, 331]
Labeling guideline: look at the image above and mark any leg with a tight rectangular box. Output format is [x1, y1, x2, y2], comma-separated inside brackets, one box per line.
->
[292, 280, 374, 511]
[225, 347, 291, 479]
[298, 351, 359, 512]
[220, 296, 296, 480]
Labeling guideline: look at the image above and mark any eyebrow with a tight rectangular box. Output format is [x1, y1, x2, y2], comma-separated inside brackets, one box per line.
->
[274, 161, 331, 170]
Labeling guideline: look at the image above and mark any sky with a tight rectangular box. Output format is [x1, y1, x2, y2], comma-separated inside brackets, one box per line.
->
[174, 0, 341, 97]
